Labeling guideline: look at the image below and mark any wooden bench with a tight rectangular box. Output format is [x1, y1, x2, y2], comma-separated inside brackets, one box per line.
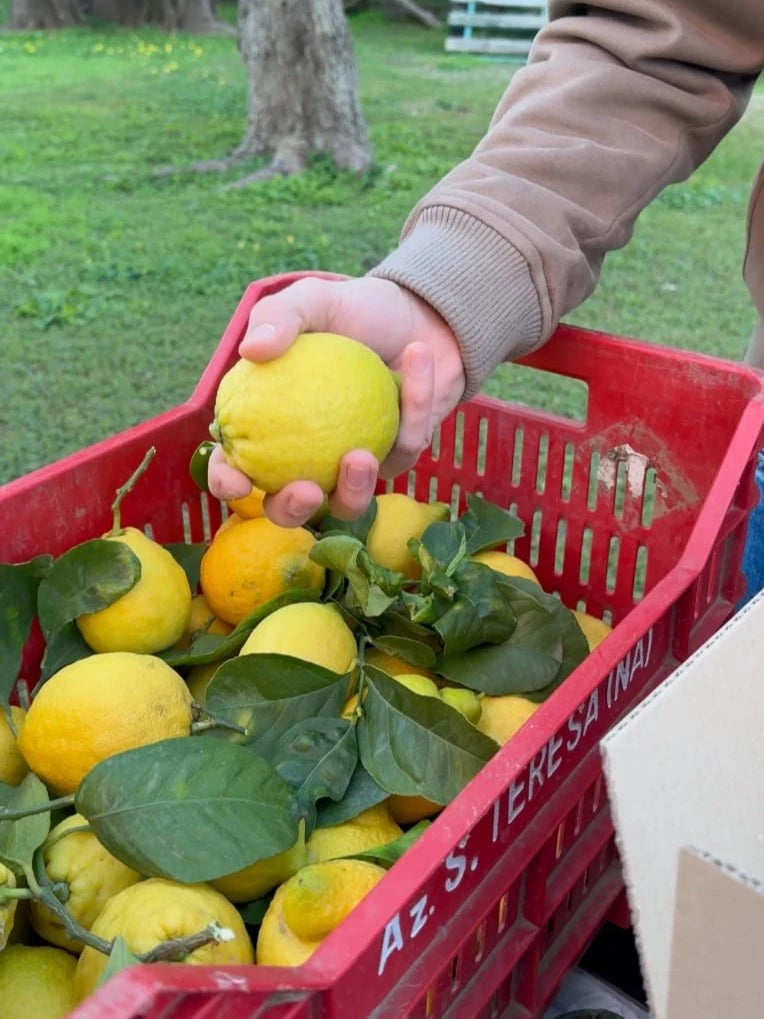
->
[445, 0, 548, 58]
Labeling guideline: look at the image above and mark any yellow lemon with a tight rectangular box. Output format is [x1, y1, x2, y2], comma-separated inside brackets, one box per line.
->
[210, 828, 307, 903]
[477, 695, 538, 746]
[30, 814, 142, 953]
[364, 646, 441, 684]
[212, 333, 400, 494]
[185, 658, 233, 704]
[239, 601, 357, 675]
[306, 803, 402, 864]
[471, 549, 540, 586]
[200, 516, 325, 626]
[256, 859, 386, 966]
[18, 652, 193, 795]
[76, 527, 192, 655]
[0, 944, 77, 1019]
[0, 864, 18, 951]
[573, 610, 613, 651]
[177, 593, 233, 651]
[366, 493, 450, 580]
[73, 878, 254, 1001]
[392, 673, 440, 698]
[0, 706, 28, 786]
[387, 794, 442, 825]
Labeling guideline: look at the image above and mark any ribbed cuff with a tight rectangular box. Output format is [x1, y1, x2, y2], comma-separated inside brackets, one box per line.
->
[368, 206, 543, 399]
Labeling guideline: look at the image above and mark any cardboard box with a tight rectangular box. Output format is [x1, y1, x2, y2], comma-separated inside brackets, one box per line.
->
[600, 589, 764, 1019]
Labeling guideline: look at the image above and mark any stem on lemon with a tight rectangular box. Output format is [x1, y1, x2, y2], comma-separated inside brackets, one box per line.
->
[110, 447, 156, 535]
[139, 922, 232, 963]
[0, 794, 73, 822]
[190, 703, 248, 737]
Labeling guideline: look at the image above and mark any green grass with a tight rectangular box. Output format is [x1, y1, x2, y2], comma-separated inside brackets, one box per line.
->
[0, 11, 761, 484]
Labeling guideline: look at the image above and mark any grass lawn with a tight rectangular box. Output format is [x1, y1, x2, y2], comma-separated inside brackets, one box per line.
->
[0, 10, 761, 485]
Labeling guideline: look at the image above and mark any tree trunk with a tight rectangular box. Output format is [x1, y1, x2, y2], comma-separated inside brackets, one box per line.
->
[235, 0, 372, 175]
[7, 0, 83, 28]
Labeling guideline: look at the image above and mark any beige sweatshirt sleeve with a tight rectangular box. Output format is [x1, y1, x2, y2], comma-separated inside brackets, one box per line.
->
[369, 0, 763, 397]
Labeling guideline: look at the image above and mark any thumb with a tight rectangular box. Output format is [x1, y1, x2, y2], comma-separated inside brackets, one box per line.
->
[239, 277, 342, 361]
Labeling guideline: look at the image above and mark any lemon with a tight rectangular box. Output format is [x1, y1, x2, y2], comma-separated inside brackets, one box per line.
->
[365, 646, 441, 684]
[573, 610, 613, 651]
[306, 803, 402, 863]
[0, 945, 77, 1019]
[30, 814, 142, 953]
[200, 517, 325, 626]
[366, 493, 450, 580]
[185, 658, 232, 704]
[392, 673, 440, 698]
[0, 863, 18, 951]
[177, 593, 233, 651]
[18, 652, 193, 795]
[256, 859, 386, 966]
[387, 794, 442, 825]
[477, 695, 538, 746]
[440, 686, 482, 724]
[0, 706, 28, 786]
[212, 333, 400, 494]
[471, 549, 540, 586]
[239, 601, 357, 675]
[210, 828, 307, 903]
[73, 877, 254, 1001]
[76, 527, 192, 655]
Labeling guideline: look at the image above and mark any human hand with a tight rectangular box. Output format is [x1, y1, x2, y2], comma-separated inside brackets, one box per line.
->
[208, 275, 466, 527]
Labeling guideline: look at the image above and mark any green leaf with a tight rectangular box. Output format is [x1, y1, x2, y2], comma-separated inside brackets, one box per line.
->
[204, 654, 349, 756]
[369, 635, 437, 670]
[271, 717, 357, 835]
[460, 494, 525, 555]
[237, 892, 274, 927]
[165, 542, 206, 592]
[37, 540, 141, 642]
[75, 738, 298, 883]
[314, 764, 389, 828]
[357, 668, 498, 803]
[433, 561, 516, 657]
[347, 820, 431, 868]
[37, 622, 92, 687]
[160, 588, 321, 668]
[310, 536, 405, 617]
[96, 936, 141, 990]
[373, 610, 443, 658]
[0, 773, 50, 874]
[437, 605, 562, 694]
[0, 557, 52, 705]
[418, 520, 468, 575]
[318, 500, 377, 542]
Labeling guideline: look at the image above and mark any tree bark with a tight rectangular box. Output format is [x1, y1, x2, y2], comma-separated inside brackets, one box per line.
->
[8, 0, 83, 28]
[235, 0, 372, 175]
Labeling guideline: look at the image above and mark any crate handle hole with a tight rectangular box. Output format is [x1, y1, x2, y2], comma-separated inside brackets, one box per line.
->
[450, 953, 461, 990]
[497, 892, 509, 934]
[474, 921, 486, 963]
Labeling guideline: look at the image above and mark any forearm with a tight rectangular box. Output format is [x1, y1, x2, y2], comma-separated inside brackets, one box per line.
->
[371, 0, 762, 396]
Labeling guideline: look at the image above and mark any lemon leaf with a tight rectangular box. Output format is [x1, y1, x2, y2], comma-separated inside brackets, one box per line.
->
[0, 557, 51, 705]
[346, 819, 431, 869]
[433, 561, 517, 657]
[96, 937, 141, 990]
[310, 536, 404, 617]
[237, 892, 274, 927]
[76, 738, 298, 883]
[36, 622, 92, 688]
[204, 654, 349, 756]
[368, 635, 437, 669]
[418, 520, 468, 575]
[318, 499, 377, 542]
[37, 539, 141, 642]
[271, 717, 358, 835]
[0, 773, 50, 875]
[314, 764, 389, 828]
[165, 542, 206, 592]
[357, 668, 498, 803]
[460, 494, 525, 555]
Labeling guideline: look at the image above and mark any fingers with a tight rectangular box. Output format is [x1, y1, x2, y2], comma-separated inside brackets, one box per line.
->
[239, 278, 340, 362]
[328, 450, 379, 521]
[207, 445, 254, 502]
[263, 480, 327, 529]
[379, 341, 435, 479]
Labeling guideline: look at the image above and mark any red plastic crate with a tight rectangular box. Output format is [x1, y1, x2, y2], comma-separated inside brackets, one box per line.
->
[2, 272, 763, 1019]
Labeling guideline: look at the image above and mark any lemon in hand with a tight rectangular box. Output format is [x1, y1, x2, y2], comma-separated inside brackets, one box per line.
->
[211, 333, 400, 494]
[18, 652, 193, 794]
[76, 526, 192, 655]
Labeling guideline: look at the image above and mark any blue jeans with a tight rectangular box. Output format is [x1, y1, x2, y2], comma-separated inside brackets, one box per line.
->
[742, 450, 764, 605]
